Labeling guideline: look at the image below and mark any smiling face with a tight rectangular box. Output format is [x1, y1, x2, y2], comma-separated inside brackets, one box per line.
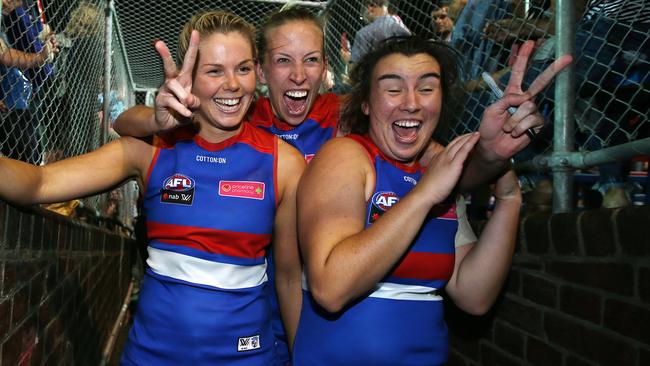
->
[192, 31, 256, 137]
[257, 20, 327, 126]
[364, 53, 443, 164]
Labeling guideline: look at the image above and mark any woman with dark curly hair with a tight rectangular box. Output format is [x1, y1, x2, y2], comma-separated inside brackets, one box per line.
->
[292, 36, 565, 365]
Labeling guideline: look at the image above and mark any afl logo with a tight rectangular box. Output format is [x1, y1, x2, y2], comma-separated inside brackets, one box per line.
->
[372, 191, 399, 211]
[163, 174, 195, 192]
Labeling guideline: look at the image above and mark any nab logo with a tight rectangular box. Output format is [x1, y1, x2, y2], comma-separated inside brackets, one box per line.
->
[161, 174, 195, 205]
[372, 191, 399, 210]
[163, 174, 194, 192]
[237, 335, 261, 352]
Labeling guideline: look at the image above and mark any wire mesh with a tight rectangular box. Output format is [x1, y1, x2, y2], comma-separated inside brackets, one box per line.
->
[2, 0, 648, 219]
[0, 0, 137, 223]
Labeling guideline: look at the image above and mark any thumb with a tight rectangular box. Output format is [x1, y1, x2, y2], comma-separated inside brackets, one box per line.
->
[186, 93, 200, 110]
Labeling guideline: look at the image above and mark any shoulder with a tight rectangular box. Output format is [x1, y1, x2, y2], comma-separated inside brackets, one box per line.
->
[311, 136, 372, 170]
[278, 139, 305, 167]
[277, 139, 306, 194]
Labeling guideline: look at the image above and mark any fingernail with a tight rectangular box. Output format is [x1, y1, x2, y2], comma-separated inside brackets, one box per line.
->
[152, 38, 160, 47]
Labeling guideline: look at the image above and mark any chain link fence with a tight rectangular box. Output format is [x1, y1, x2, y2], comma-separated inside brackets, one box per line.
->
[2, 0, 648, 219]
[1, 0, 137, 227]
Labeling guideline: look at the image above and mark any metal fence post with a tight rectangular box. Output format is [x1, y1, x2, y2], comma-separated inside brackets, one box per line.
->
[102, 0, 114, 147]
[553, 0, 576, 213]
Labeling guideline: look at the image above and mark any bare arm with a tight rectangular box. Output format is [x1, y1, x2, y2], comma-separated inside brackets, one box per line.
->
[0, 137, 153, 205]
[299, 134, 479, 313]
[0, 46, 47, 70]
[113, 105, 160, 137]
[273, 140, 306, 350]
[445, 170, 521, 314]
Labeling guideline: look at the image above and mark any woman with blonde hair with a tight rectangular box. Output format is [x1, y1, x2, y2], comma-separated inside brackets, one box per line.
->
[0, 10, 304, 365]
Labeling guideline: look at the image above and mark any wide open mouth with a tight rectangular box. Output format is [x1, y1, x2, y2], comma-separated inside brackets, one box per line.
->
[392, 119, 422, 144]
[283, 90, 308, 116]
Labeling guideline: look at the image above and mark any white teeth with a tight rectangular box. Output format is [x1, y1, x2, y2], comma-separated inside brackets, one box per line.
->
[215, 98, 240, 106]
[394, 120, 420, 128]
[285, 90, 307, 98]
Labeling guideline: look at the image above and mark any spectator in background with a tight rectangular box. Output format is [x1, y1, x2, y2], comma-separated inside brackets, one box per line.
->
[431, 3, 455, 43]
[451, 0, 512, 80]
[1, 1, 58, 164]
[341, 0, 410, 68]
[483, 0, 650, 208]
[2, 0, 58, 140]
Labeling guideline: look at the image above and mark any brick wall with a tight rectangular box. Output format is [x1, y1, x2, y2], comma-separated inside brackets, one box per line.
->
[448, 205, 650, 366]
[0, 200, 137, 366]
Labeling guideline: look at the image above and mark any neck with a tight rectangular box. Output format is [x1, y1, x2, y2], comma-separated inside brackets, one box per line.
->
[197, 121, 243, 143]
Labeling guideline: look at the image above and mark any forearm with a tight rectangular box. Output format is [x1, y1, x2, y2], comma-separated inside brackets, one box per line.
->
[275, 269, 302, 350]
[113, 105, 158, 137]
[458, 145, 510, 192]
[0, 48, 44, 70]
[448, 192, 521, 314]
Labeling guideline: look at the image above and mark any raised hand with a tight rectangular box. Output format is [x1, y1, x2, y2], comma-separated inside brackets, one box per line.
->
[477, 40, 573, 162]
[153, 30, 201, 130]
[419, 132, 480, 204]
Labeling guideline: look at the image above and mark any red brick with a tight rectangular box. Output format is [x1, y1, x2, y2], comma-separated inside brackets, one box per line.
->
[565, 355, 596, 366]
[526, 336, 563, 366]
[523, 213, 552, 254]
[19, 212, 34, 249]
[0, 298, 10, 339]
[42, 219, 57, 250]
[640, 348, 650, 366]
[496, 296, 543, 334]
[32, 215, 44, 251]
[550, 212, 581, 255]
[559, 285, 602, 324]
[603, 298, 650, 345]
[580, 209, 616, 256]
[494, 321, 524, 358]
[11, 285, 29, 327]
[547, 261, 634, 295]
[447, 350, 469, 366]
[616, 205, 650, 256]
[522, 274, 557, 308]
[480, 342, 522, 366]
[504, 268, 521, 295]
[0, 201, 6, 244]
[545, 313, 635, 364]
[5, 205, 20, 249]
[640, 266, 650, 304]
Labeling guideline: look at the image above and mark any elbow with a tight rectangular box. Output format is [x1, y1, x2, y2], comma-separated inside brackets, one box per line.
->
[456, 297, 497, 316]
[463, 302, 492, 316]
[309, 281, 347, 313]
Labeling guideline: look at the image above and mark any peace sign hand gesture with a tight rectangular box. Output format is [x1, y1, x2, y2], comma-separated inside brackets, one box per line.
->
[153, 30, 201, 131]
[477, 40, 573, 162]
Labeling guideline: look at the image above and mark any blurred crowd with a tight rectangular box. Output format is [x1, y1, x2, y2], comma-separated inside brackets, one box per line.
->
[0, 0, 130, 220]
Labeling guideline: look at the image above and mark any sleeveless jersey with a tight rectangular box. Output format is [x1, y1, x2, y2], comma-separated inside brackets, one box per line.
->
[121, 123, 279, 366]
[250, 92, 339, 163]
[293, 134, 459, 366]
[250, 93, 339, 365]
